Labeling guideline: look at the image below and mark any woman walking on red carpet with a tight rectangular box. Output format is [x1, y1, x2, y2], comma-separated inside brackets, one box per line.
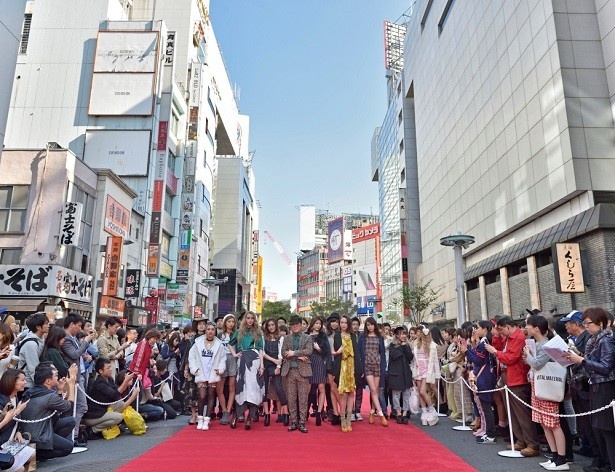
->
[216, 314, 237, 425]
[358, 317, 388, 426]
[307, 316, 329, 426]
[262, 318, 289, 426]
[332, 315, 363, 432]
[228, 311, 265, 430]
[188, 322, 226, 431]
[413, 326, 440, 426]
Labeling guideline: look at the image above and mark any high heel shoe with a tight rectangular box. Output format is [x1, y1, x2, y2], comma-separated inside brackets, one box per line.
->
[230, 415, 237, 429]
[245, 417, 252, 430]
[264, 414, 271, 427]
[315, 411, 321, 426]
[283, 414, 290, 427]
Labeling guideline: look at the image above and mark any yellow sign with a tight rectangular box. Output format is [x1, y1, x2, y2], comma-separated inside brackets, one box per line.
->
[256, 256, 263, 313]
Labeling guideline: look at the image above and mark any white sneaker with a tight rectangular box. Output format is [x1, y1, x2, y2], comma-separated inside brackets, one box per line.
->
[427, 410, 439, 426]
[202, 417, 210, 431]
[350, 413, 357, 422]
[355, 413, 363, 421]
[539, 460, 553, 468]
[420, 411, 427, 426]
[196, 415, 204, 430]
[544, 463, 569, 471]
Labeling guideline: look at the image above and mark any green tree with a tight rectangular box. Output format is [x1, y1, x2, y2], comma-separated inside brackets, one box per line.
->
[261, 301, 292, 321]
[402, 280, 442, 326]
[309, 297, 356, 318]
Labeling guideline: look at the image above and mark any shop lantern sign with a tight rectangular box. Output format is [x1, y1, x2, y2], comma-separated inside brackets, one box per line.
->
[0, 265, 92, 302]
[59, 202, 83, 246]
[553, 242, 585, 293]
[103, 236, 123, 297]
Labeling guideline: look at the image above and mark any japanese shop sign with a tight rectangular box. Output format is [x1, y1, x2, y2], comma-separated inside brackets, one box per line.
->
[103, 236, 123, 296]
[0, 265, 92, 302]
[146, 244, 159, 278]
[59, 202, 83, 246]
[164, 31, 175, 66]
[554, 242, 585, 293]
[125, 269, 140, 299]
[99, 295, 125, 317]
[104, 196, 130, 239]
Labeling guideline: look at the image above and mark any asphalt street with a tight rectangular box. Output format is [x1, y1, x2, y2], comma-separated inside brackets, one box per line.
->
[36, 413, 594, 472]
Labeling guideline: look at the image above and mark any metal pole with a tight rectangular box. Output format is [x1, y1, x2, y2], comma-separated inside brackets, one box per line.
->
[454, 245, 466, 326]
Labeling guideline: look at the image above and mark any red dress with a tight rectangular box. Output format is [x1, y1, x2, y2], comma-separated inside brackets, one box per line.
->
[129, 339, 153, 388]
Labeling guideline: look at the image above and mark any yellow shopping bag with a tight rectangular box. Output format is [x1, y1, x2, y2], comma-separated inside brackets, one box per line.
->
[122, 406, 147, 435]
[101, 424, 121, 440]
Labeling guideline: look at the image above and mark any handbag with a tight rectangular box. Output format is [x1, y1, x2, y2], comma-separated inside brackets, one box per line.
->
[0, 452, 14, 470]
[1, 423, 30, 456]
[409, 386, 420, 414]
[534, 361, 567, 402]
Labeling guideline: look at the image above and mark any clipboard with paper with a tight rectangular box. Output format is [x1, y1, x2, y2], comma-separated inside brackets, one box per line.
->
[543, 334, 575, 367]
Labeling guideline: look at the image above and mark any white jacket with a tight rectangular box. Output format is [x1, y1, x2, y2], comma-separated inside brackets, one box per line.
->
[413, 341, 441, 384]
[188, 336, 226, 383]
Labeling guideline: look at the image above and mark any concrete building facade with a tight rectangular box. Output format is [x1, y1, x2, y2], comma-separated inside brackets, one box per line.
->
[400, 0, 615, 323]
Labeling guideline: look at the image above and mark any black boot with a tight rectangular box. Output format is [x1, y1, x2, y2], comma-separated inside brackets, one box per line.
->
[315, 411, 322, 426]
[245, 417, 252, 430]
[331, 414, 341, 426]
[276, 414, 283, 423]
[264, 414, 271, 427]
[230, 415, 237, 429]
[283, 414, 290, 426]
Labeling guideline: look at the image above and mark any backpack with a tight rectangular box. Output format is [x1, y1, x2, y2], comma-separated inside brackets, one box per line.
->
[15, 337, 41, 368]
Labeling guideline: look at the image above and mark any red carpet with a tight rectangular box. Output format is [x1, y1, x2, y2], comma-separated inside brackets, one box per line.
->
[118, 397, 477, 472]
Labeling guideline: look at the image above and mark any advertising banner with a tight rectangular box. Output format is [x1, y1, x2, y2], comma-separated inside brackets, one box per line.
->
[351, 223, 380, 244]
[327, 217, 344, 263]
[146, 244, 159, 278]
[94, 31, 158, 73]
[59, 202, 83, 246]
[84, 130, 151, 176]
[89, 73, 155, 116]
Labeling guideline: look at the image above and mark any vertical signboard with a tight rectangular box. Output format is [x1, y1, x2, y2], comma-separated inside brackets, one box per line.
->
[125, 269, 140, 299]
[553, 242, 585, 293]
[104, 196, 130, 238]
[255, 256, 263, 314]
[327, 217, 344, 263]
[59, 202, 83, 246]
[102, 236, 123, 296]
[146, 244, 160, 278]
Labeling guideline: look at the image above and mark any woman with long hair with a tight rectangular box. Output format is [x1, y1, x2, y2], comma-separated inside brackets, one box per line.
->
[0, 369, 36, 472]
[524, 315, 568, 469]
[331, 315, 363, 432]
[307, 316, 329, 426]
[228, 311, 264, 430]
[129, 329, 161, 404]
[463, 320, 497, 443]
[413, 325, 440, 426]
[358, 317, 388, 426]
[216, 314, 237, 425]
[262, 318, 288, 426]
[41, 325, 70, 378]
[0, 323, 15, 377]
[326, 313, 342, 425]
[188, 322, 226, 431]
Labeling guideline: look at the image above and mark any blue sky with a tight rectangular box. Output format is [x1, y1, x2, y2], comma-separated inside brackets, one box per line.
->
[211, 1, 410, 299]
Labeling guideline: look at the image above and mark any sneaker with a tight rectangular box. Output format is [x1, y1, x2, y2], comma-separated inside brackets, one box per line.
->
[355, 413, 363, 421]
[476, 435, 497, 444]
[350, 413, 357, 422]
[494, 425, 509, 437]
[544, 463, 569, 471]
[520, 447, 540, 457]
[540, 460, 554, 468]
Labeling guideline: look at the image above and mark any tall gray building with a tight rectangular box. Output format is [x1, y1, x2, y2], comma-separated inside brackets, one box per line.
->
[398, 0, 615, 323]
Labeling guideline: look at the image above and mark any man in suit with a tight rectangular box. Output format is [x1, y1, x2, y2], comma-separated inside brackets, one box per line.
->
[282, 315, 313, 433]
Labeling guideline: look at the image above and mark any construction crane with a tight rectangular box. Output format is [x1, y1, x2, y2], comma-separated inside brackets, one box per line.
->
[263, 230, 294, 267]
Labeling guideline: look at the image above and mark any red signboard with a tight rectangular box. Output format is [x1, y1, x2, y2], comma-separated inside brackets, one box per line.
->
[157, 121, 168, 151]
[352, 223, 380, 244]
[144, 296, 158, 324]
[152, 181, 164, 212]
[102, 236, 122, 296]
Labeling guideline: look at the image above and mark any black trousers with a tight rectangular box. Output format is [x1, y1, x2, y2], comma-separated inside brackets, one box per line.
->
[37, 416, 75, 461]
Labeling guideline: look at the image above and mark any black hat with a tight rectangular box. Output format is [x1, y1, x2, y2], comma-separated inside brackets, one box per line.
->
[526, 308, 541, 316]
[214, 315, 224, 322]
[289, 315, 302, 325]
[326, 312, 340, 323]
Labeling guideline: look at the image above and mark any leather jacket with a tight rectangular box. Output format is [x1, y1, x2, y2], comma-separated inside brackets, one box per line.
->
[584, 331, 615, 385]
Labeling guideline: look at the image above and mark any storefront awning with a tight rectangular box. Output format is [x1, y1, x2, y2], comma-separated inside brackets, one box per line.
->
[0, 298, 46, 312]
[60, 300, 93, 314]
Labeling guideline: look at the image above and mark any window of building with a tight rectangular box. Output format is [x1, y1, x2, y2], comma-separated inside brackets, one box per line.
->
[167, 150, 176, 172]
[399, 140, 404, 154]
[161, 232, 170, 258]
[438, 0, 456, 31]
[398, 110, 403, 126]
[64, 183, 94, 272]
[484, 270, 499, 285]
[19, 14, 32, 54]
[535, 249, 552, 268]
[508, 259, 528, 277]
[0, 248, 21, 264]
[164, 190, 172, 214]
[466, 278, 479, 291]
[0, 186, 29, 233]
[170, 111, 180, 138]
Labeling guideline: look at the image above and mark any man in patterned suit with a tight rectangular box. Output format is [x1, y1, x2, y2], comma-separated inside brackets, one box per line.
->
[281, 315, 313, 433]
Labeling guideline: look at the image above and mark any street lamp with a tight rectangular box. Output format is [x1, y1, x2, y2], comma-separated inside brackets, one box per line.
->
[201, 276, 228, 285]
[440, 233, 475, 327]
